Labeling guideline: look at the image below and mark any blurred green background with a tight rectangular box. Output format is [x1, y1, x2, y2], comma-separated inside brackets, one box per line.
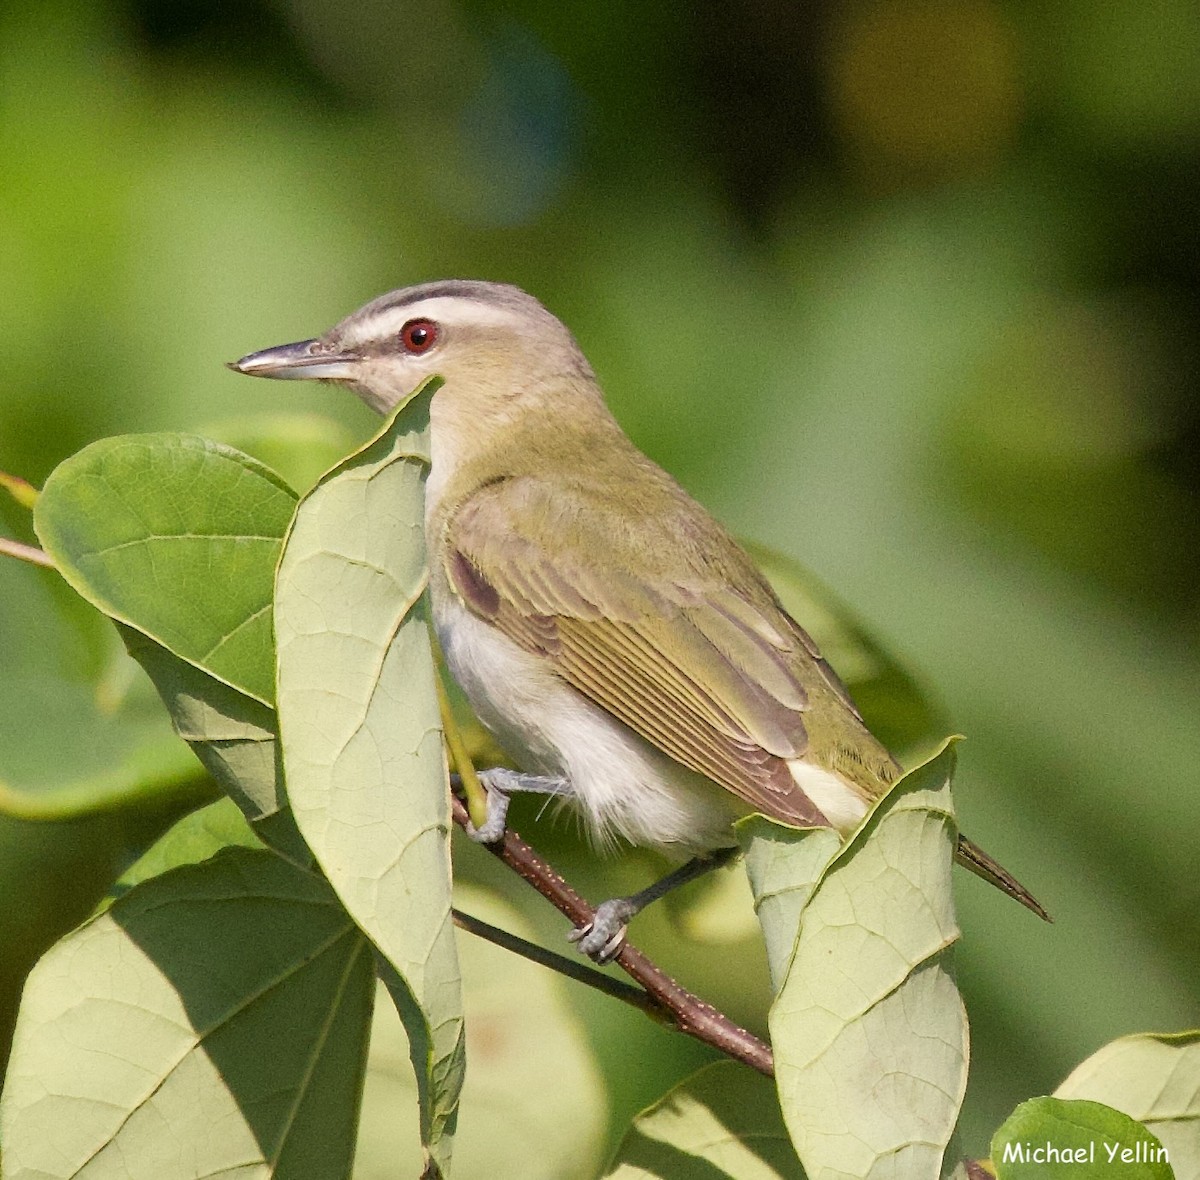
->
[2, 0, 1198, 1169]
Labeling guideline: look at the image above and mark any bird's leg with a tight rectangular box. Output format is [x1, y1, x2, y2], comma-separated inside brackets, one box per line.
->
[461, 770, 739, 963]
[569, 846, 741, 963]
[464, 768, 572, 844]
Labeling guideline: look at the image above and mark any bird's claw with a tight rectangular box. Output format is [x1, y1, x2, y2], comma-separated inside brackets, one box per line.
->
[462, 772, 511, 845]
[463, 809, 508, 845]
[463, 769, 570, 844]
[463, 814, 507, 844]
[568, 898, 637, 963]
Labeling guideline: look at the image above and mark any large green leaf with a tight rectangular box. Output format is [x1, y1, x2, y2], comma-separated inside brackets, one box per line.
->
[275, 376, 463, 1178]
[356, 884, 607, 1179]
[0, 847, 376, 1179]
[116, 624, 309, 861]
[34, 433, 297, 705]
[111, 795, 265, 901]
[1055, 1032, 1200, 1176]
[740, 740, 967, 1179]
[992, 1097, 1174, 1179]
[605, 1061, 804, 1179]
[0, 554, 204, 820]
[739, 816, 841, 991]
[30, 431, 310, 856]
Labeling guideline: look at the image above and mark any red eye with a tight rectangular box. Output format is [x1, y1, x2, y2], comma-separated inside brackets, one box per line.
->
[400, 319, 438, 354]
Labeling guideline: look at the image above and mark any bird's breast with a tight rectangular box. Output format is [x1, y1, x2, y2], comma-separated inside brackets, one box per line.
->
[431, 582, 566, 775]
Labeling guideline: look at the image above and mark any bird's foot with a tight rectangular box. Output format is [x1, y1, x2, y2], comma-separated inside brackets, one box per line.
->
[565, 848, 742, 963]
[462, 768, 511, 844]
[463, 769, 570, 845]
[568, 898, 638, 964]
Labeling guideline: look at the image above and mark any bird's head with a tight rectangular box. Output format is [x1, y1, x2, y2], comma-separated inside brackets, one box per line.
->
[230, 279, 598, 420]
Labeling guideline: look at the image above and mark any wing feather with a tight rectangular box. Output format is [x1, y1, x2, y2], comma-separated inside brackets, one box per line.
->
[444, 479, 836, 826]
[557, 632, 755, 789]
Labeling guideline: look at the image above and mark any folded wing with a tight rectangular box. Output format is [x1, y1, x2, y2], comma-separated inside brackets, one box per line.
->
[444, 476, 868, 826]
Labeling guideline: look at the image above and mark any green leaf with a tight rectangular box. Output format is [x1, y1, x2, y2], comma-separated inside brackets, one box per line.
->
[742, 739, 967, 1179]
[1055, 1032, 1200, 1176]
[110, 795, 264, 901]
[0, 556, 205, 820]
[0, 802, 206, 1085]
[747, 542, 944, 755]
[202, 411, 359, 495]
[34, 433, 298, 705]
[992, 1097, 1174, 1178]
[117, 623, 309, 862]
[738, 815, 841, 991]
[0, 846, 377, 1179]
[605, 1061, 804, 1179]
[356, 884, 608, 1179]
[29, 432, 309, 856]
[117, 624, 279, 811]
[275, 376, 463, 1177]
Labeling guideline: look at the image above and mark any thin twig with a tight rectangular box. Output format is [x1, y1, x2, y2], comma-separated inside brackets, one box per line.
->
[449, 787, 774, 1077]
[0, 537, 54, 568]
[451, 908, 659, 1014]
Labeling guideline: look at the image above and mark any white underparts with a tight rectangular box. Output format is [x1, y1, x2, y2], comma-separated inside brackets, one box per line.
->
[433, 595, 743, 858]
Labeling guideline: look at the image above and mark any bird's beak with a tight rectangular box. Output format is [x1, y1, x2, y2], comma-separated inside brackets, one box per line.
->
[227, 339, 361, 382]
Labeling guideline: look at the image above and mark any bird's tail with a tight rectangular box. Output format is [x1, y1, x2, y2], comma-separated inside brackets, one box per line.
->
[954, 834, 1051, 922]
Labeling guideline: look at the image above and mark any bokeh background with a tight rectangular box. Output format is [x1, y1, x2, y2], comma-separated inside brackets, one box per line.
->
[2, 0, 1198, 1172]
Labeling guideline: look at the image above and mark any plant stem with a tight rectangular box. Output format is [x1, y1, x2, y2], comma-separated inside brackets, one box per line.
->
[436, 674, 490, 830]
[0, 537, 53, 568]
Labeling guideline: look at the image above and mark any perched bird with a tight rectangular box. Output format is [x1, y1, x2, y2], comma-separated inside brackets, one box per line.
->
[232, 279, 1047, 959]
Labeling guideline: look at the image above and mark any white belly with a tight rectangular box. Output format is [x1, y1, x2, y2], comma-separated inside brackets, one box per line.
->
[432, 590, 744, 857]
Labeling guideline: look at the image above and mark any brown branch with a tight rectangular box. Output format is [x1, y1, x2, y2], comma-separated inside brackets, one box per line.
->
[449, 789, 774, 1077]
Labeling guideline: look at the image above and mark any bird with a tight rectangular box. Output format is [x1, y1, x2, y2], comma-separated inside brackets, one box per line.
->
[231, 279, 1048, 960]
